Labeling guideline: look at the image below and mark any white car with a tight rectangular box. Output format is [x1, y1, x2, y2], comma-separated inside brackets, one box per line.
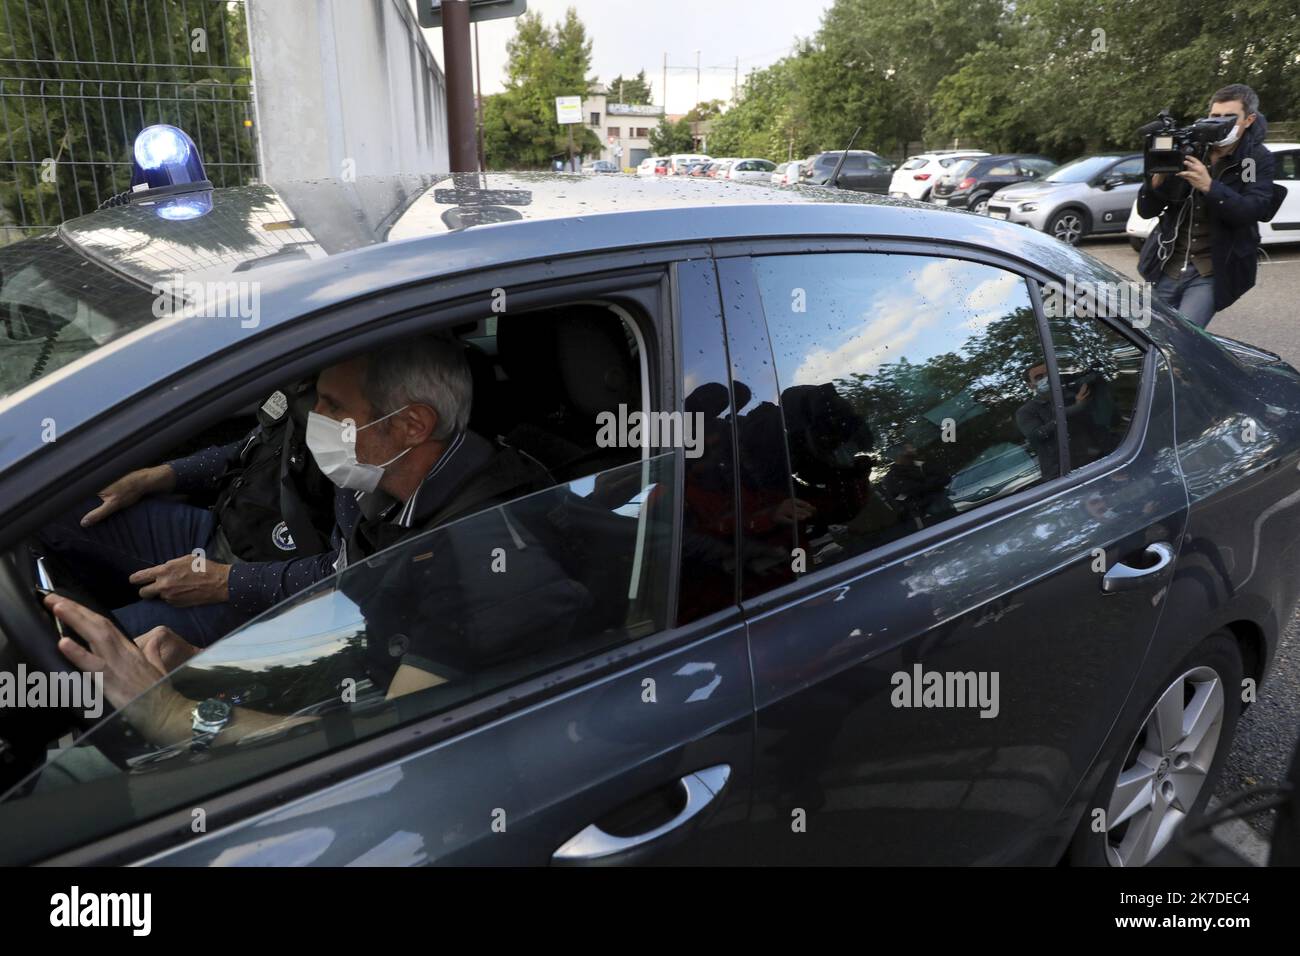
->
[1125, 141, 1300, 251]
[771, 161, 800, 186]
[727, 158, 777, 182]
[669, 153, 710, 176]
[889, 150, 989, 202]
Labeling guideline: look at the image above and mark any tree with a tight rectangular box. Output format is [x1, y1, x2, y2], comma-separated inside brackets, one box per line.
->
[648, 118, 695, 155]
[685, 99, 725, 123]
[0, 0, 253, 236]
[483, 7, 603, 169]
[608, 70, 653, 105]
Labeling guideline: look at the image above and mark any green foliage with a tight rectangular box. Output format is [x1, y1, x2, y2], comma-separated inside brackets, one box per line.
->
[0, 0, 253, 235]
[483, 7, 602, 170]
[608, 70, 653, 105]
[648, 117, 696, 155]
[705, 0, 1299, 166]
[685, 99, 725, 123]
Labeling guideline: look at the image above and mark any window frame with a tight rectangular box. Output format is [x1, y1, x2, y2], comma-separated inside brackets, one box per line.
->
[710, 237, 1157, 614]
[8, 245, 750, 865]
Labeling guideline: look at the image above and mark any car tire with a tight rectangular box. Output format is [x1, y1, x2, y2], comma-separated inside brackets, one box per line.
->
[1129, 237, 1145, 253]
[1047, 208, 1090, 245]
[921, 188, 932, 203]
[1067, 631, 1243, 867]
[970, 193, 991, 215]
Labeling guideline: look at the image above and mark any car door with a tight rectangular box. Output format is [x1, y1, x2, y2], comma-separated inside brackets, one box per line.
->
[0, 259, 756, 867]
[1263, 149, 1300, 239]
[1094, 157, 1143, 232]
[865, 156, 893, 194]
[715, 246, 1186, 864]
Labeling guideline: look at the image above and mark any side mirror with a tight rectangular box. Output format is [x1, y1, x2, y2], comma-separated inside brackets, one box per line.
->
[1101, 176, 1124, 190]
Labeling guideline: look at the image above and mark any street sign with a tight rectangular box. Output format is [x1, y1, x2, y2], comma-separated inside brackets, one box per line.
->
[418, 0, 526, 29]
[555, 96, 582, 125]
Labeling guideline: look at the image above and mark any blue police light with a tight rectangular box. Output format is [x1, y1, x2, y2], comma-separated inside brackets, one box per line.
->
[129, 124, 210, 192]
[153, 192, 213, 221]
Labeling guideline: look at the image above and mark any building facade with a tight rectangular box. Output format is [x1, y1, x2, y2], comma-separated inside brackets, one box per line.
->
[582, 84, 663, 169]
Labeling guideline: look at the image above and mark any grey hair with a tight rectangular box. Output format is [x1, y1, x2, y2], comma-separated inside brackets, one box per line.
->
[1211, 83, 1259, 117]
[361, 334, 472, 441]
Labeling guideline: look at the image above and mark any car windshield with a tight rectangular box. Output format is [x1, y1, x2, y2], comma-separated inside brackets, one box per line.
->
[1045, 156, 1120, 182]
[0, 234, 158, 400]
[0, 452, 676, 864]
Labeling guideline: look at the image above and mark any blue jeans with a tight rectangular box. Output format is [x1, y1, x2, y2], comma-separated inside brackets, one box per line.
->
[38, 496, 250, 647]
[1154, 268, 1216, 329]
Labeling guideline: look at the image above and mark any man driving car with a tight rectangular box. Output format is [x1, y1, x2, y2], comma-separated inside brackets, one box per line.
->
[44, 333, 574, 748]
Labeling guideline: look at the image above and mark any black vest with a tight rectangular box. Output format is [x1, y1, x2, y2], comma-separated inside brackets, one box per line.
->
[213, 385, 336, 562]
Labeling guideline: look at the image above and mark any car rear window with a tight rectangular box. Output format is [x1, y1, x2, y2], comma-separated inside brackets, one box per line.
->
[0, 234, 157, 400]
[901, 158, 928, 170]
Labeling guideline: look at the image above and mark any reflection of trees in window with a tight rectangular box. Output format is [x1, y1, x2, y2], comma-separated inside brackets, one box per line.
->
[830, 305, 1044, 477]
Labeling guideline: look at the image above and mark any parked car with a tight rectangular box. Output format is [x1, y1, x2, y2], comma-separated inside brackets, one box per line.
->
[1124, 141, 1300, 251]
[684, 161, 712, 178]
[930, 154, 1056, 214]
[799, 149, 894, 193]
[989, 153, 1144, 244]
[889, 150, 989, 202]
[581, 160, 619, 174]
[635, 156, 661, 177]
[771, 161, 801, 186]
[706, 159, 735, 179]
[726, 158, 777, 182]
[0, 135, 1295, 867]
[669, 153, 710, 176]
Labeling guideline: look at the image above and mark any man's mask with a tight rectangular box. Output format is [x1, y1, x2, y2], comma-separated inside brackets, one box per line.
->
[306, 406, 411, 493]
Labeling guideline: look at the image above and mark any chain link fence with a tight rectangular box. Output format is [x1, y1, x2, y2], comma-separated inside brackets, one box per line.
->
[0, 0, 259, 243]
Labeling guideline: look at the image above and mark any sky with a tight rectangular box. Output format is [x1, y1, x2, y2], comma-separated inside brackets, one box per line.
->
[410, 0, 834, 114]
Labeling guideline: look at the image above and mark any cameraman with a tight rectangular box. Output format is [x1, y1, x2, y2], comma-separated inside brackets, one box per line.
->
[1136, 84, 1277, 329]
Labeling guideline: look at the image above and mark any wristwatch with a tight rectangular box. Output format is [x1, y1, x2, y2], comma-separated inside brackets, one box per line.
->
[190, 698, 233, 752]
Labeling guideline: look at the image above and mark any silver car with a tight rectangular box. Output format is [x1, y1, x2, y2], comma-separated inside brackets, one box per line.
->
[988, 153, 1144, 245]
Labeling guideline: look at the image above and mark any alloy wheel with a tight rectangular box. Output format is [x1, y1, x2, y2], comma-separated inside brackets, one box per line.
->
[1052, 213, 1083, 244]
[1104, 665, 1225, 867]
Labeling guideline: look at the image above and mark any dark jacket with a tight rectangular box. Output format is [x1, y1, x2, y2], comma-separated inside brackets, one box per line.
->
[1136, 111, 1285, 312]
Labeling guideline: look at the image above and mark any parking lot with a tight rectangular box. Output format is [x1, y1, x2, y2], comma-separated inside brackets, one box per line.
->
[1084, 236, 1300, 849]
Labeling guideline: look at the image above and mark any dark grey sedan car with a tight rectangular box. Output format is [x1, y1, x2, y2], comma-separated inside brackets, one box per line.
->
[1, 171, 1298, 866]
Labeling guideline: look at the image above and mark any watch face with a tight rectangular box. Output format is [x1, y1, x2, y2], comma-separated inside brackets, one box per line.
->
[196, 699, 231, 723]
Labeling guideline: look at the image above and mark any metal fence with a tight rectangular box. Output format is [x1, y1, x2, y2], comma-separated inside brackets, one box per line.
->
[0, 0, 259, 243]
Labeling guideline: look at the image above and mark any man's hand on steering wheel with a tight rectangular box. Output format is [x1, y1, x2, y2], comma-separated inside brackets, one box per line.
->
[44, 594, 192, 740]
[81, 464, 176, 527]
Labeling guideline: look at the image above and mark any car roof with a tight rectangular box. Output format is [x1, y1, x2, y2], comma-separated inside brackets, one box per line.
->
[2, 171, 1090, 473]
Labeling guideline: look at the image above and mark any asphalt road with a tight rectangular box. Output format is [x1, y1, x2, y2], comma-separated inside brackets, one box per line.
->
[1083, 236, 1300, 852]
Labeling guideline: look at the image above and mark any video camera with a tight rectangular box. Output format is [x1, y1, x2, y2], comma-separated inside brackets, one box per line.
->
[1139, 110, 1237, 177]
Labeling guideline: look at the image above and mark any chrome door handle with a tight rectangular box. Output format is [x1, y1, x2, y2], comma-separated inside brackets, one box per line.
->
[552, 764, 730, 863]
[1101, 541, 1175, 593]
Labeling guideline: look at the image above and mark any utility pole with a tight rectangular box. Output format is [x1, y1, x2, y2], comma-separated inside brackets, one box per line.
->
[442, 0, 477, 172]
[662, 52, 668, 114]
[695, 50, 700, 110]
[474, 20, 486, 171]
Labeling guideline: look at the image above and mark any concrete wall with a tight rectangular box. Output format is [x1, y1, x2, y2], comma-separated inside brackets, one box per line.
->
[246, 0, 448, 184]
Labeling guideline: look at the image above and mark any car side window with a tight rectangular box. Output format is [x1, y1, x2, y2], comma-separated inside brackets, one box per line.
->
[987, 161, 1017, 176]
[1043, 313, 1145, 471]
[0, 450, 680, 864]
[1111, 158, 1143, 181]
[1274, 151, 1299, 181]
[1019, 158, 1055, 176]
[751, 252, 1053, 575]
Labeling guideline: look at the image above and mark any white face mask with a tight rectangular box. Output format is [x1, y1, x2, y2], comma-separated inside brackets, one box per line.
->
[306, 406, 411, 493]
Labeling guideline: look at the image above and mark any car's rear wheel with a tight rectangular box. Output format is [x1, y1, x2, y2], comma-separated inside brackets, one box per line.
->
[1048, 208, 1089, 245]
[970, 193, 991, 215]
[1068, 632, 1243, 866]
